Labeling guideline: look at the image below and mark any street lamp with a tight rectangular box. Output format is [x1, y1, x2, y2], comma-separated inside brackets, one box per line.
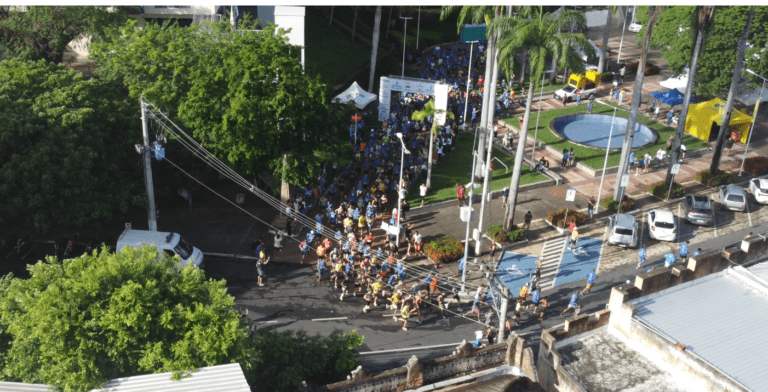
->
[530, 69, 549, 163]
[395, 132, 410, 246]
[739, 68, 767, 176]
[617, 6, 631, 63]
[593, 99, 629, 215]
[399, 11, 413, 79]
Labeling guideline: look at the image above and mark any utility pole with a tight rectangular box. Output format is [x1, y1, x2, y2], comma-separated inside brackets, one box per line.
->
[476, 36, 499, 255]
[140, 96, 158, 231]
[498, 286, 510, 340]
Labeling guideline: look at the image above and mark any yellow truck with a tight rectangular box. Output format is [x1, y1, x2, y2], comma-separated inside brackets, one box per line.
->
[553, 70, 602, 103]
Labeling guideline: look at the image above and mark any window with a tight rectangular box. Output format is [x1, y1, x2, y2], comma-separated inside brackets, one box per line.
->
[727, 194, 744, 202]
[155, 6, 191, 9]
[656, 221, 675, 229]
[174, 238, 194, 260]
[615, 228, 634, 236]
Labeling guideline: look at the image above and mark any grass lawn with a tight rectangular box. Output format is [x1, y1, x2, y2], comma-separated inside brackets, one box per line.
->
[304, 12, 371, 88]
[407, 131, 548, 206]
[503, 102, 709, 170]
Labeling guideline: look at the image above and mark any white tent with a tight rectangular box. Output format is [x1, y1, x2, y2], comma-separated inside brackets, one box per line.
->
[660, 73, 689, 92]
[334, 81, 377, 109]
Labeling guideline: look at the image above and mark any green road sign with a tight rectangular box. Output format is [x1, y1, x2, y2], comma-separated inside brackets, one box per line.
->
[460, 24, 486, 44]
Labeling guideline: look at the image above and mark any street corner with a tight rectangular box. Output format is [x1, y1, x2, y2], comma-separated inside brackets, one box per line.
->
[555, 236, 603, 287]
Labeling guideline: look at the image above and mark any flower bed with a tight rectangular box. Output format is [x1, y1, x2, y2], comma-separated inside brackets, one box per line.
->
[546, 208, 586, 229]
[648, 181, 685, 199]
[488, 224, 526, 244]
[742, 157, 768, 176]
[424, 237, 464, 264]
[695, 169, 731, 187]
[600, 195, 636, 213]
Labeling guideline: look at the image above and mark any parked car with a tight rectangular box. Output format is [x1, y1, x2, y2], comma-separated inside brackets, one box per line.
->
[718, 185, 747, 212]
[682, 195, 714, 226]
[628, 22, 642, 33]
[608, 213, 639, 248]
[647, 209, 677, 241]
[749, 178, 768, 204]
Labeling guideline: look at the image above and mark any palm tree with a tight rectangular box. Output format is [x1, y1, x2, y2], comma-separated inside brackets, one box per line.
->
[490, 6, 590, 231]
[710, 7, 754, 174]
[368, 6, 382, 92]
[598, 6, 619, 73]
[665, 6, 715, 187]
[614, 6, 662, 202]
[411, 99, 455, 190]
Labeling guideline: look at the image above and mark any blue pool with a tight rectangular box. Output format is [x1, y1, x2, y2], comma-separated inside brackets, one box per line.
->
[550, 114, 657, 150]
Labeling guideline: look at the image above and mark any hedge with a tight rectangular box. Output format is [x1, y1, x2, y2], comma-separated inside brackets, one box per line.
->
[424, 237, 464, 264]
[695, 170, 731, 187]
[600, 195, 636, 213]
[648, 181, 685, 199]
[488, 224, 526, 244]
[742, 156, 768, 176]
[547, 208, 587, 229]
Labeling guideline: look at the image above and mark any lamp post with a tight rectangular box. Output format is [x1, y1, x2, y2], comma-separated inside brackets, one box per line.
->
[739, 68, 766, 176]
[395, 132, 410, 246]
[594, 99, 629, 215]
[462, 42, 474, 131]
[617, 6, 630, 63]
[530, 69, 549, 163]
[399, 12, 413, 79]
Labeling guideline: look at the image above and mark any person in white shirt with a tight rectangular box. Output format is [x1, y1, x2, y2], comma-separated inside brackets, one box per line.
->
[655, 148, 667, 167]
[419, 183, 427, 207]
[679, 144, 687, 161]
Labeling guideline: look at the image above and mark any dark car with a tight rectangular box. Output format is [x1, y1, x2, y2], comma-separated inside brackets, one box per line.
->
[682, 195, 714, 226]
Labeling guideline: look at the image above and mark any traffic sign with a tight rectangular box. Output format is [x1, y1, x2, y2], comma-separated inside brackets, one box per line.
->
[460, 24, 486, 44]
[671, 163, 681, 175]
[566, 188, 577, 202]
[620, 174, 630, 187]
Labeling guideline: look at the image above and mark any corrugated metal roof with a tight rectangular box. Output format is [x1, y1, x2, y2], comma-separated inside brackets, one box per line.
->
[748, 261, 768, 282]
[630, 267, 768, 392]
[0, 364, 250, 392]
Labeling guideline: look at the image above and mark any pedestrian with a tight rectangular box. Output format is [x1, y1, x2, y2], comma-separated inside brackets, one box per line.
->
[464, 298, 482, 321]
[679, 144, 687, 161]
[519, 284, 528, 302]
[456, 183, 466, 207]
[679, 240, 690, 263]
[256, 253, 270, 287]
[449, 285, 463, 312]
[629, 150, 637, 176]
[576, 90, 582, 105]
[429, 275, 439, 298]
[561, 291, 580, 316]
[436, 293, 447, 318]
[535, 257, 543, 277]
[643, 152, 652, 173]
[568, 227, 579, 250]
[502, 186, 510, 206]
[538, 297, 549, 321]
[568, 148, 575, 167]
[299, 240, 309, 263]
[523, 211, 533, 233]
[562, 93, 568, 106]
[486, 326, 497, 345]
[666, 135, 675, 153]
[667, 110, 674, 126]
[725, 136, 735, 156]
[400, 303, 416, 331]
[561, 148, 568, 167]
[316, 257, 326, 282]
[587, 96, 594, 113]
[664, 252, 676, 268]
[618, 89, 624, 106]
[581, 269, 597, 294]
[518, 115, 524, 130]
[587, 199, 595, 220]
[473, 329, 484, 348]
[488, 241, 497, 263]
[619, 63, 626, 83]
[419, 182, 427, 207]
[413, 231, 423, 257]
[530, 287, 541, 313]
[637, 247, 646, 269]
[272, 230, 283, 259]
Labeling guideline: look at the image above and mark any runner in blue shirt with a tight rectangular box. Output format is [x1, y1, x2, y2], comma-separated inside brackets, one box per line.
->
[629, 151, 636, 174]
[306, 230, 315, 246]
[637, 247, 646, 269]
[329, 211, 338, 226]
[317, 260, 326, 282]
[342, 242, 350, 254]
[679, 241, 690, 262]
[692, 248, 702, 258]
[316, 213, 323, 225]
[530, 288, 541, 312]
[299, 241, 309, 262]
[335, 229, 342, 244]
[561, 291, 580, 316]
[581, 269, 597, 294]
[352, 208, 360, 221]
[664, 252, 676, 268]
[347, 253, 355, 264]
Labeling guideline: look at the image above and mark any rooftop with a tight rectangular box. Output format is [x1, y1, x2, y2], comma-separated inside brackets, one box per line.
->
[630, 266, 768, 392]
[555, 327, 691, 392]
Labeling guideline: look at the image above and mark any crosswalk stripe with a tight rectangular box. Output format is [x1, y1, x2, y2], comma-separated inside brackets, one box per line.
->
[538, 236, 567, 290]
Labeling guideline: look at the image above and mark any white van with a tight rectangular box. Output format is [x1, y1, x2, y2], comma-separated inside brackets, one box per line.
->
[116, 229, 204, 268]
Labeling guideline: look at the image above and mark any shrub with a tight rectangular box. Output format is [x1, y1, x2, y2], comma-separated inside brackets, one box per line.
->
[644, 62, 661, 76]
[424, 237, 464, 263]
[695, 170, 731, 187]
[602, 71, 613, 81]
[742, 156, 768, 176]
[600, 195, 636, 213]
[648, 181, 685, 199]
[546, 208, 587, 228]
[488, 224, 526, 244]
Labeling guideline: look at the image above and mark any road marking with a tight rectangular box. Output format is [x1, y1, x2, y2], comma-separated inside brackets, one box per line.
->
[359, 342, 464, 356]
[747, 197, 753, 227]
[640, 212, 646, 248]
[713, 195, 718, 238]
[538, 236, 567, 289]
[312, 317, 348, 321]
[596, 224, 610, 274]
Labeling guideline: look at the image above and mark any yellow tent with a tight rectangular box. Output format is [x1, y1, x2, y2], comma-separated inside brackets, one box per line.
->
[685, 98, 753, 143]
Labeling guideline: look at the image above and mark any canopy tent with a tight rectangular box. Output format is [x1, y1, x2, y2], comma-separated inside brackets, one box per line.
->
[684, 98, 753, 143]
[333, 81, 377, 109]
[649, 88, 698, 108]
[659, 74, 689, 92]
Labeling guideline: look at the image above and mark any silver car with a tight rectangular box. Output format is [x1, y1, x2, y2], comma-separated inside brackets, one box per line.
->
[682, 195, 714, 226]
[718, 185, 746, 212]
[608, 213, 639, 248]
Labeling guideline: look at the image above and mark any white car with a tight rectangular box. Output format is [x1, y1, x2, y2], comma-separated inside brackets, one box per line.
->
[628, 22, 642, 33]
[647, 209, 676, 242]
[749, 178, 768, 204]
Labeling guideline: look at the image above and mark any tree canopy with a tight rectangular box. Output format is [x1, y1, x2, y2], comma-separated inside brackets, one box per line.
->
[90, 19, 350, 187]
[0, 59, 144, 228]
[0, 6, 129, 63]
[0, 246, 255, 391]
[638, 6, 768, 96]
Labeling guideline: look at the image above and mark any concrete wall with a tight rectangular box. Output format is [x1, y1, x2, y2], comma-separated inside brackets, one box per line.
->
[323, 334, 536, 392]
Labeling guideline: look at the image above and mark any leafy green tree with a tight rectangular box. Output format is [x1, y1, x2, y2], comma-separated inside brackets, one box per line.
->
[0, 59, 144, 228]
[411, 99, 455, 189]
[0, 6, 129, 63]
[90, 19, 349, 187]
[490, 6, 589, 231]
[250, 328, 364, 392]
[0, 246, 256, 391]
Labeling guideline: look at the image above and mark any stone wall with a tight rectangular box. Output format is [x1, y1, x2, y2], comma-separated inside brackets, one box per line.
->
[322, 334, 535, 392]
